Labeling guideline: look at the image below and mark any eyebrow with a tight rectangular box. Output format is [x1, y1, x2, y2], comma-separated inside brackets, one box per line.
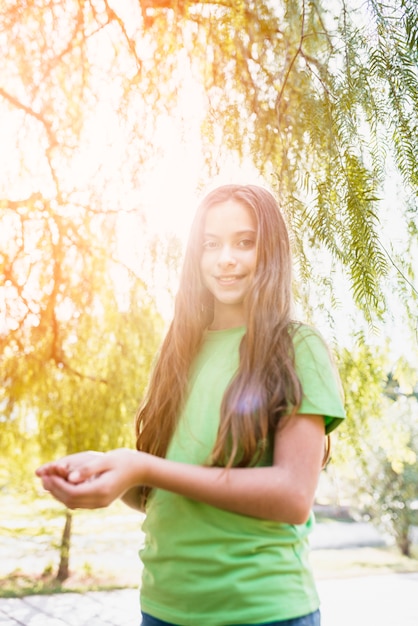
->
[203, 229, 257, 237]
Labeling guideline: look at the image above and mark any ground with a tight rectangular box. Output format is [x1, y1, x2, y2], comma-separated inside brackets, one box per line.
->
[1, 492, 417, 597]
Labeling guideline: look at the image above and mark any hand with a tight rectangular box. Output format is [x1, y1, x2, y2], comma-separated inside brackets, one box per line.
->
[35, 449, 147, 510]
[36, 451, 105, 483]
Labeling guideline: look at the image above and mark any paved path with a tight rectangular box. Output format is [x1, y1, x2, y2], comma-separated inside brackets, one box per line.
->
[317, 572, 418, 625]
[0, 588, 140, 625]
[1, 572, 418, 625]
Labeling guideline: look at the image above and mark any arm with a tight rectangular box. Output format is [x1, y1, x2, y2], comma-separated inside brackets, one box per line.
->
[36, 413, 324, 524]
[142, 413, 324, 523]
[120, 486, 145, 512]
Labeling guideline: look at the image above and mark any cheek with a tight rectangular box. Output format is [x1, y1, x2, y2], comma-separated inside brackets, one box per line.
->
[200, 250, 213, 270]
[246, 249, 258, 273]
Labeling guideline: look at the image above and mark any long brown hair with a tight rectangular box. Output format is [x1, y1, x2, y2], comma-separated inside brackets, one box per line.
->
[135, 185, 302, 493]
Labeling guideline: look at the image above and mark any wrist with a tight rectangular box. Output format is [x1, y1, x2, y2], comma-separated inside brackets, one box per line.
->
[120, 449, 152, 490]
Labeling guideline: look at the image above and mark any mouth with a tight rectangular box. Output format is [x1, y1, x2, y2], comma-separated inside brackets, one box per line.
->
[215, 275, 243, 284]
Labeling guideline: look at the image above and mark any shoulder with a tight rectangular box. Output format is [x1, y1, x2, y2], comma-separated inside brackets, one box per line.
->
[290, 322, 329, 354]
[290, 322, 339, 384]
[289, 323, 346, 432]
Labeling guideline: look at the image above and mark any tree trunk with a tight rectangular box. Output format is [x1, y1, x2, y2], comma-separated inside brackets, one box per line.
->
[397, 529, 411, 557]
[56, 509, 72, 582]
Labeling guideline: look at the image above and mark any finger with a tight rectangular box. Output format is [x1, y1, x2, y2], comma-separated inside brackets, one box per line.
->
[36, 462, 56, 476]
[36, 462, 70, 478]
[41, 475, 108, 510]
[67, 458, 109, 485]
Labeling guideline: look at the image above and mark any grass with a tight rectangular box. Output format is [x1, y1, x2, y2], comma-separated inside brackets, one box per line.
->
[1, 491, 418, 598]
[311, 545, 418, 580]
[0, 492, 143, 598]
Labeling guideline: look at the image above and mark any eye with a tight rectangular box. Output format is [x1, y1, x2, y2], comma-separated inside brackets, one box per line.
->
[203, 239, 220, 250]
[237, 238, 255, 249]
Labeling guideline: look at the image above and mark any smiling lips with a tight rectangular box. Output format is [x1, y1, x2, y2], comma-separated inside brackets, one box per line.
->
[216, 274, 244, 284]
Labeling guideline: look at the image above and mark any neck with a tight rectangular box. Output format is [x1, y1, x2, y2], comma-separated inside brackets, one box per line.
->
[208, 322, 245, 331]
[210, 303, 246, 330]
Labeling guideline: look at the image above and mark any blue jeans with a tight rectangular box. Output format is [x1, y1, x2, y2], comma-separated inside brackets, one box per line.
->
[141, 609, 321, 626]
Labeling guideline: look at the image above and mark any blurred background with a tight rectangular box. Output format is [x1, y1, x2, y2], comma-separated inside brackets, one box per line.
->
[0, 0, 417, 602]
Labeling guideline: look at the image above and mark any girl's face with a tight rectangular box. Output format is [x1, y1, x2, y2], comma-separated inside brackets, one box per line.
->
[200, 199, 257, 329]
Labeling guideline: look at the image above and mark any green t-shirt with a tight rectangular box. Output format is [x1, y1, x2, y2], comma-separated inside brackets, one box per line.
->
[140, 325, 346, 625]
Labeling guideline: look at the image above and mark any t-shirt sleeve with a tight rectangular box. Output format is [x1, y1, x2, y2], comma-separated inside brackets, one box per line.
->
[292, 325, 346, 434]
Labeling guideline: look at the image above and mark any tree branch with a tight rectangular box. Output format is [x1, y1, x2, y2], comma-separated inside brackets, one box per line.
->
[104, 1, 142, 70]
[0, 86, 57, 146]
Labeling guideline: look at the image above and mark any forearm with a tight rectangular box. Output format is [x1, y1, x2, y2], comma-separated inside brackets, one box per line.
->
[140, 454, 316, 524]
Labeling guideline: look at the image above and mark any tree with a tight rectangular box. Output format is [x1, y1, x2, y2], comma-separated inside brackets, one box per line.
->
[1, 279, 163, 581]
[360, 396, 418, 557]
[330, 342, 418, 556]
[1, 0, 417, 362]
[140, 0, 417, 325]
[333, 338, 388, 467]
[1, 0, 417, 578]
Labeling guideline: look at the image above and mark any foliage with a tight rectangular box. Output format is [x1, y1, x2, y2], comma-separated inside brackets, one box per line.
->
[0, 0, 417, 574]
[191, 0, 417, 323]
[361, 397, 418, 556]
[1, 0, 417, 347]
[332, 340, 418, 555]
[1, 276, 163, 463]
[333, 336, 388, 468]
[0, 274, 163, 580]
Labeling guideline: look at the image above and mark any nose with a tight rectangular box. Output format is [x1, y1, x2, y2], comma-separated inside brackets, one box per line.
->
[217, 244, 236, 267]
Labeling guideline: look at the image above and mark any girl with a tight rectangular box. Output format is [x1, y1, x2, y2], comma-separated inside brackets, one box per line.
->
[37, 184, 346, 626]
